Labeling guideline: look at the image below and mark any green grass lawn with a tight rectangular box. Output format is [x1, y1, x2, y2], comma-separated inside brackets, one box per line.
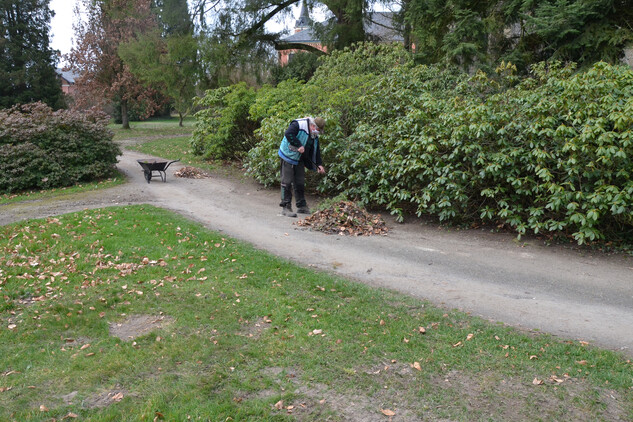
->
[1, 205, 632, 421]
[109, 116, 195, 142]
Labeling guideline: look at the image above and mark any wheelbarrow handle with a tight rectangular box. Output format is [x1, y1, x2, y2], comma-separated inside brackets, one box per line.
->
[163, 159, 181, 171]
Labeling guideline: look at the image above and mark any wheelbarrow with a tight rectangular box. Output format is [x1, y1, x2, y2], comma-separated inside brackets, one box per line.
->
[136, 158, 180, 183]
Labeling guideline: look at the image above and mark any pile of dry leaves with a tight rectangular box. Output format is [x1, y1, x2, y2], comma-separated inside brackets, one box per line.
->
[295, 200, 388, 236]
[174, 166, 210, 179]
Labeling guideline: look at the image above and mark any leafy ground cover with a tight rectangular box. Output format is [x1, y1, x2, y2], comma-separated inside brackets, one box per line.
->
[1, 205, 632, 421]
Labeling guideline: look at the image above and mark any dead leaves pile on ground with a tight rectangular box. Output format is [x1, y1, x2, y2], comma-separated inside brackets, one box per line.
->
[174, 166, 209, 179]
[295, 201, 388, 236]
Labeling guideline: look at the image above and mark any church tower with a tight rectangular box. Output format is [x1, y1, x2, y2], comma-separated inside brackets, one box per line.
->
[294, 0, 311, 33]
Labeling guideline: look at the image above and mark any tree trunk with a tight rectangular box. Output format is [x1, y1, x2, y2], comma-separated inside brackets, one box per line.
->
[179, 112, 184, 127]
[121, 99, 130, 129]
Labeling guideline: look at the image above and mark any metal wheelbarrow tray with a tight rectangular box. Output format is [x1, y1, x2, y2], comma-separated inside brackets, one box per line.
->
[136, 158, 180, 183]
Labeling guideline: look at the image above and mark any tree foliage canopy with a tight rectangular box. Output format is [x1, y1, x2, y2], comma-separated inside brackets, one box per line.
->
[67, 0, 166, 128]
[401, 0, 633, 72]
[0, 0, 65, 109]
[119, 0, 200, 126]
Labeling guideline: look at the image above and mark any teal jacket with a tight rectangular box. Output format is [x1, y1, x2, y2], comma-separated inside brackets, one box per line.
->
[278, 118, 322, 169]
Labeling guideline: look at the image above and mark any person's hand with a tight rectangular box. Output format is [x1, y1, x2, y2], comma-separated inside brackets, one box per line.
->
[298, 146, 305, 154]
[317, 165, 326, 174]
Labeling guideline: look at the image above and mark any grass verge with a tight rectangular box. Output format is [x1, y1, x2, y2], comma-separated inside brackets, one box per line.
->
[0, 176, 125, 206]
[1, 205, 632, 421]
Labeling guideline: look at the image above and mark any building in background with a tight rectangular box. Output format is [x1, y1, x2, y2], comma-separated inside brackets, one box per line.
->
[56, 69, 79, 94]
[277, 1, 403, 66]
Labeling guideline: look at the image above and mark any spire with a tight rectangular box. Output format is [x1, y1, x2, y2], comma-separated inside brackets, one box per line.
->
[295, 0, 311, 32]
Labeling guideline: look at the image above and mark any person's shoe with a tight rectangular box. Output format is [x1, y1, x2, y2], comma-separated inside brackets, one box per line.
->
[281, 205, 297, 217]
[296, 206, 311, 214]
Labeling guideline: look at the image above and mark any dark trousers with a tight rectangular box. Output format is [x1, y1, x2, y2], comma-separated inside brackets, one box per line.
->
[280, 159, 306, 208]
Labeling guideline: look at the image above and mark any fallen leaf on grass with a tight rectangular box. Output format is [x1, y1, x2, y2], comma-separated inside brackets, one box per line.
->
[532, 378, 544, 385]
[412, 362, 422, 371]
[0, 387, 13, 392]
[40, 405, 49, 412]
[418, 326, 426, 334]
[2, 371, 20, 377]
[63, 412, 79, 419]
[274, 400, 284, 410]
[381, 408, 396, 416]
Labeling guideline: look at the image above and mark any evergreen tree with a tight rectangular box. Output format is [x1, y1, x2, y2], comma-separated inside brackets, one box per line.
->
[0, 0, 65, 109]
[154, 0, 192, 35]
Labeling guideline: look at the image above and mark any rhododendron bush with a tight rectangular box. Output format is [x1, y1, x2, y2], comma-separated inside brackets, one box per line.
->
[0, 102, 120, 194]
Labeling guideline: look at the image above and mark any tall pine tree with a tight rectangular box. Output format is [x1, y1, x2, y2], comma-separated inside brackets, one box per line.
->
[0, 0, 65, 109]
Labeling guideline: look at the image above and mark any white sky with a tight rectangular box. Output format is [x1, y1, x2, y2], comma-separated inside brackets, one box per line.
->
[49, 0, 78, 64]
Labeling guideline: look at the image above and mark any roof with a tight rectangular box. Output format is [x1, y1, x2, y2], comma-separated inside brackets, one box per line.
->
[280, 11, 402, 45]
[56, 69, 80, 84]
[281, 27, 320, 44]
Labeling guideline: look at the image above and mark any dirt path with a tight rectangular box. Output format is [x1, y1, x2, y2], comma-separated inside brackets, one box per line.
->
[2, 147, 633, 357]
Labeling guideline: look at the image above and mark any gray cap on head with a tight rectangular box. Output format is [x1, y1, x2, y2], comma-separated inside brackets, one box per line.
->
[314, 117, 325, 131]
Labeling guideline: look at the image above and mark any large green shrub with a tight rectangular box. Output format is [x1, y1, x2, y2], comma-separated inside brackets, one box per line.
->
[245, 57, 632, 246]
[0, 102, 120, 194]
[191, 82, 258, 160]
[326, 61, 633, 245]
